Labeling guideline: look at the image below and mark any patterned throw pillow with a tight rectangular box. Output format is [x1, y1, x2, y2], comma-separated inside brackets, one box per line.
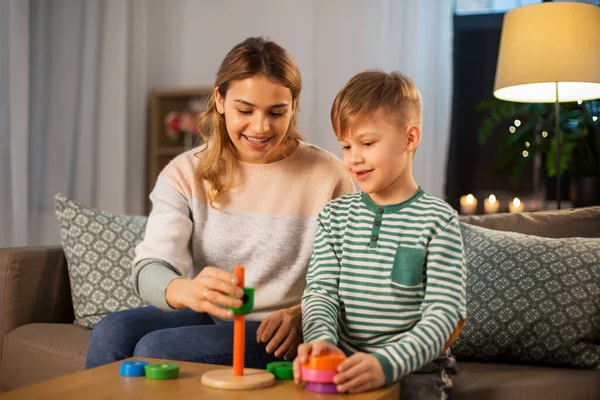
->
[55, 194, 148, 329]
[453, 222, 600, 369]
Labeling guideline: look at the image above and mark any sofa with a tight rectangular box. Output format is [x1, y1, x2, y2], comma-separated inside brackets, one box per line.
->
[0, 206, 599, 398]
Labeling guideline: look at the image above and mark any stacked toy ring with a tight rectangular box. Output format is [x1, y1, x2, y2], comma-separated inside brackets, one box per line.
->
[306, 382, 339, 394]
[301, 352, 346, 394]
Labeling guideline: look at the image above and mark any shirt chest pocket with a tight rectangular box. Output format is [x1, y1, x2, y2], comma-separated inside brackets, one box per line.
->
[391, 246, 426, 287]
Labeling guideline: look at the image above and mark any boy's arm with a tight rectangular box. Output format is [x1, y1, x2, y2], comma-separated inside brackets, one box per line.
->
[373, 213, 466, 384]
[301, 205, 342, 345]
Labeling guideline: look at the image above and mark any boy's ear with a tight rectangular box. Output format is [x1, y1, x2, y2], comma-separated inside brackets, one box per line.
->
[214, 87, 225, 114]
[406, 125, 421, 153]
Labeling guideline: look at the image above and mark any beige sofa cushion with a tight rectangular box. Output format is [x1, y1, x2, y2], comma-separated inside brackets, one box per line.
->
[460, 206, 600, 238]
[454, 362, 600, 400]
[0, 323, 90, 390]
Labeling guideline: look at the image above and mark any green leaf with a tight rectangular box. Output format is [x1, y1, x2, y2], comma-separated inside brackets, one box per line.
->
[476, 99, 600, 181]
[510, 152, 531, 185]
[546, 137, 577, 177]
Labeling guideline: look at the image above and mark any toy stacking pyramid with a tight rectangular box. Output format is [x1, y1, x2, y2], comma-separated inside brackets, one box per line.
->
[301, 352, 346, 394]
[201, 266, 274, 390]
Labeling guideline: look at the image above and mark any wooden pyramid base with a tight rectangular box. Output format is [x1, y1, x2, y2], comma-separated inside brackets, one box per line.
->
[201, 368, 276, 390]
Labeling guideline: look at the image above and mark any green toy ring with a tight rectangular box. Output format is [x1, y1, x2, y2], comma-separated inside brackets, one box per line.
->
[228, 287, 254, 315]
[144, 363, 180, 380]
[266, 361, 294, 380]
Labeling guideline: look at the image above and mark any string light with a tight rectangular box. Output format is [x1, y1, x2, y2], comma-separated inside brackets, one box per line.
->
[514, 119, 521, 127]
[593, 116, 598, 122]
[542, 131, 548, 138]
[509, 126, 516, 133]
[522, 150, 529, 157]
[525, 141, 530, 148]
[577, 100, 583, 105]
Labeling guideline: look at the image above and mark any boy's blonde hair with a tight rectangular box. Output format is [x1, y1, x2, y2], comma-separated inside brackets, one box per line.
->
[331, 70, 422, 139]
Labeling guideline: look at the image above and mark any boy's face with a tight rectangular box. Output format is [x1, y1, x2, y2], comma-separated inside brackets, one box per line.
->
[338, 109, 421, 204]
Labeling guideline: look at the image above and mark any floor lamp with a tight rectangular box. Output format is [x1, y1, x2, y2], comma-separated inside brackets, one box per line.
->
[493, 2, 600, 209]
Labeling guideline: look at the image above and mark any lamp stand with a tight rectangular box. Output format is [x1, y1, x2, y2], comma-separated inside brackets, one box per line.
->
[554, 82, 561, 210]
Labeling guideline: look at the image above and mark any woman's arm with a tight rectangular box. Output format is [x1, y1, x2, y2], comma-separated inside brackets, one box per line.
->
[131, 178, 245, 318]
[131, 178, 194, 309]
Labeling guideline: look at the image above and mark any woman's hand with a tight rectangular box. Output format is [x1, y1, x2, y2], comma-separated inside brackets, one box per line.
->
[256, 305, 302, 360]
[165, 266, 244, 319]
[293, 340, 344, 384]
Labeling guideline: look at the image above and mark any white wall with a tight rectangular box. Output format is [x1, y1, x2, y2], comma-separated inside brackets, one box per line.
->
[144, 0, 383, 158]
[142, 0, 453, 191]
[1, 0, 451, 247]
[58, 0, 453, 207]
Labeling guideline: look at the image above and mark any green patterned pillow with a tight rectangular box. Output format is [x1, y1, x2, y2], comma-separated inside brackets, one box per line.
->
[453, 222, 600, 369]
[55, 194, 148, 329]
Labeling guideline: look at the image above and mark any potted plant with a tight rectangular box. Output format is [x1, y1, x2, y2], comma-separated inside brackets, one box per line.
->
[477, 99, 600, 206]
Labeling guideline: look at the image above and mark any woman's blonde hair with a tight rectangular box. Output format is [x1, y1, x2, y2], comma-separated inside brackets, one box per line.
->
[195, 37, 303, 208]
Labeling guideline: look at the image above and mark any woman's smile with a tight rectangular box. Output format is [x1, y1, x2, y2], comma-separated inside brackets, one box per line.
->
[242, 134, 273, 149]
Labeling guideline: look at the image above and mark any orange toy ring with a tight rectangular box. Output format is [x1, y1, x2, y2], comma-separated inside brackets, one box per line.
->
[302, 351, 346, 371]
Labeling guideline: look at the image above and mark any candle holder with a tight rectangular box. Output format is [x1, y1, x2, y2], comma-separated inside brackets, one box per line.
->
[509, 197, 525, 213]
[484, 194, 500, 214]
[460, 194, 478, 215]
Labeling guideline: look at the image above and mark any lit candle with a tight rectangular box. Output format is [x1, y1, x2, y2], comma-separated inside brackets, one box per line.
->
[509, 197, 525, 213]
[484, 194, 500, 214]
[460, 194, 478, 215]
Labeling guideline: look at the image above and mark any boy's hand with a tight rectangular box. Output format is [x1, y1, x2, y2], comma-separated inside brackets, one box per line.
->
[256, 305, 302, 360]
[334, 353, 386, 394]
[293, 340, 343, 384]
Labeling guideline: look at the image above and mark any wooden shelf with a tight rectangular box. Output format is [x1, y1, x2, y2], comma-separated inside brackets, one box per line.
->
[147, 86, 213, 213]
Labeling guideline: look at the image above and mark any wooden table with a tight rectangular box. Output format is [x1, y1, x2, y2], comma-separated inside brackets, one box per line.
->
[0, 358, 400, 399]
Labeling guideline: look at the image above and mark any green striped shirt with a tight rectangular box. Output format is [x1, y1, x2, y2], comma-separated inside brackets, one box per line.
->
[301, 189, 466, 384]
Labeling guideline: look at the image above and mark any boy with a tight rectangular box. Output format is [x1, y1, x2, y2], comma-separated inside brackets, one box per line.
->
[294, 71, 466, 399]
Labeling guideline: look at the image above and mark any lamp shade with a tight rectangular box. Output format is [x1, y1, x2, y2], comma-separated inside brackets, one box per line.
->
[494, 2, 600, 103]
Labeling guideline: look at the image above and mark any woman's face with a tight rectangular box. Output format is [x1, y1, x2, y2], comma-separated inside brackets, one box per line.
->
[215, 75, 296, 164]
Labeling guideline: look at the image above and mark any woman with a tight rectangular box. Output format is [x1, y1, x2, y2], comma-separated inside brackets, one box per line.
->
[85, 37, 354, 369]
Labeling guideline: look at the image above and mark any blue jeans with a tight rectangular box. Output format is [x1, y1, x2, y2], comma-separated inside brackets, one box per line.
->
[85, 306, 281, 369]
